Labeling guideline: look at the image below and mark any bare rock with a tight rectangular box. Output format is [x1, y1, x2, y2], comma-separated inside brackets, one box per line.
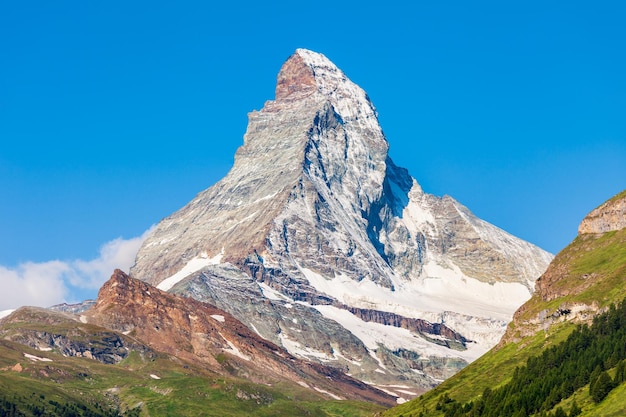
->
[578, 190, 626, 235]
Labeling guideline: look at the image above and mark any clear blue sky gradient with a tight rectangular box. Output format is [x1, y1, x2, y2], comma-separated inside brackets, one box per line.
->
[1, 1, 624, 268]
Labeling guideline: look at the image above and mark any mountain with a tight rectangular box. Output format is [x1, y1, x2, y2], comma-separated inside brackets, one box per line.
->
[0, 270, 392, 416]
[384, 190, 626, 416]
[130, 48, 552, 397]
[86, 269, 394, 406]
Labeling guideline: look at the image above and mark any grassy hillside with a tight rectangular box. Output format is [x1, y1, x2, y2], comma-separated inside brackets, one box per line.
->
[383, 223, 626, 417]
[0, 334, 383, 417]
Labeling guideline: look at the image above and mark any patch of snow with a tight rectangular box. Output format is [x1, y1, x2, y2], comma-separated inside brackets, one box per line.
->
[333, 351, 362, 367]
[394, 183, 435, 229]
[301, 264, 528, 323]
[368, 349, 387, 370]
[313, 387, 342, 400]
[248, 191, 279, 205]
[279, 333, 333, 361]
[258, 282, 292, 302]
[210, 314, 225, 323]
[249, 323, 263, 337]
[297, 380, 310, 388]
[37, 347, 52, 352]
[157, 250, 223, 291]
[150, 374, 161, 380]
[314, 305, 487, 362]
[24, 353, 52, 362]
[219, 333, 250, 361]
[79, 315, 87, 323]
[144, 236, 174, 248]
[299, 261, 530, 349]
[364, 383, 399, 398]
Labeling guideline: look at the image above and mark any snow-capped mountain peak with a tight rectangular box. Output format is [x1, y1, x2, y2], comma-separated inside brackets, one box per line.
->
[130, 49, 552, 397]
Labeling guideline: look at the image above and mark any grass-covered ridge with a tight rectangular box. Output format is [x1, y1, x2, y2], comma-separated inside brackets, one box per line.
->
[517, 227, 626, 323]
[0, 322, 384, 417]
[384, 193, 626, 417]
[605, 189, 626, 205]
[410, 299, 626, 416]
[385, 299, 626, 417]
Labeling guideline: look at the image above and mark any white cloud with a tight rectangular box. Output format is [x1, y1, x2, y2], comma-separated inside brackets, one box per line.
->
[0, 261, 70, 311]
[0, 227, 154, 311]
[69, 227, 154, 290]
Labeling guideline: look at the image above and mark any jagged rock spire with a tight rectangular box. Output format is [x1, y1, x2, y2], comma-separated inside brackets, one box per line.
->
[275, 50, 318, 101]
[131, 49, 553, 397]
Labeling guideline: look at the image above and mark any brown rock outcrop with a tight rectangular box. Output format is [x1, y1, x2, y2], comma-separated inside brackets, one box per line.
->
[578, 190, 626, 234]
[500, 191, 626, 346]
[86, 270, 395, 406]
[275, 52, 317, 102]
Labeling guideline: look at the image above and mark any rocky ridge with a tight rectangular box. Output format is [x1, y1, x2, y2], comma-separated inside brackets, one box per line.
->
[501, 190, 626, 345]
[0, 306, 154, 365]
[578, 190, 626, 234]
[536, 190, 626, 302]
[131, 49, 553, 396]
[85, 269, 395, 406]
[0, 270, 394, 406]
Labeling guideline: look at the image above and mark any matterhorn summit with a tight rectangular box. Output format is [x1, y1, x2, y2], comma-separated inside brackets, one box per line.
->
[131, 49, 552, 398]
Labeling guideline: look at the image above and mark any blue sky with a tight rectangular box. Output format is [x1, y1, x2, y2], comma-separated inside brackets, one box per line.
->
[1, 1, 624, 309]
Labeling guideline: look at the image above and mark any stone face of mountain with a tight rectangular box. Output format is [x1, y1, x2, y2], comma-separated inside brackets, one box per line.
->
[0, 274, 395, 414]
[0, 306, 154, 364]
[502, 190, 626, 344]
[49, 300, 96, 315]
[0, 270, 394, 407]
[383, 190, 626, 417]
[578, 190, 626, 234]
[536, 190, 626, 303]
[83, 269, 395, 406]
[130, 49, 552, 397]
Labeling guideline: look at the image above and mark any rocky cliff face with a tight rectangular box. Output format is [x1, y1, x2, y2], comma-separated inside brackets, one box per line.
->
[130, 49, 553, 398]
[0, 271, 394, 406]
[0, 306, 154, 365]
[578, 190, 626, 235]
[536, 190, 626, 302]
[84, 270, 394, 406]
[501, 190, 626, 345]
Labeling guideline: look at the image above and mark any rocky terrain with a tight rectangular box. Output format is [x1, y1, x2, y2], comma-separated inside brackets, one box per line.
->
[0, 269, 395, 408]
[1, 306, 154, 364]
[87, 270, 394, 405]
[385, 189, 626, 417]
[578, 190, 626, 234]
[499, 190, 626, 344]
[130, 49, 553, 397]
